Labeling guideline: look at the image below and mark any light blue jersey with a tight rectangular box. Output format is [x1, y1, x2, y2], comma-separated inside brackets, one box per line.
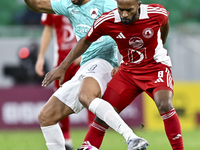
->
[51, 0, 118, 67]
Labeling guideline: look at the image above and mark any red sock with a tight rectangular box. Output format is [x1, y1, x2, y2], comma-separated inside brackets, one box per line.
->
[87, 110, 96, 127]
[83, 121, 108, 148]
[161, 109, 184, 150]
[59, 116, 70, 140]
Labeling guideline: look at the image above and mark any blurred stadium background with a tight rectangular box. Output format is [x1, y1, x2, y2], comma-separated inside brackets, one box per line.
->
[0, 0, 200, 149]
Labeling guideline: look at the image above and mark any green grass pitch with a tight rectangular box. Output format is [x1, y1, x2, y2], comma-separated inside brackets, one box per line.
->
[0, 128, 199, 150]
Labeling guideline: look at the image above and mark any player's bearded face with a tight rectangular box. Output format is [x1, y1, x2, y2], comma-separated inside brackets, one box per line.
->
[117, 0, 140, 25]
[120, 11, 138, 25]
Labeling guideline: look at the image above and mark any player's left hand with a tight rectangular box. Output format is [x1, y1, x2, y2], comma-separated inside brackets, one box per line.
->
[42, 66, 66, 87]
[111, 66, 120, 77]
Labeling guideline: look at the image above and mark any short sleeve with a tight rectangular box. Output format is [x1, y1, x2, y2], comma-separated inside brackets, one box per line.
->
[86, 18, 104, 42]
[149, 3, 169, 26]
[103, 0, 117, 12]
[86, 26, 101, 42]
[41, 13, 53, 26]
[50, 0, 71, 17]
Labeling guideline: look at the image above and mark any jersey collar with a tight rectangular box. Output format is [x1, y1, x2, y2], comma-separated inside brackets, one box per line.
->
[114, 4, 149, 23]
[139, 4, 149, 19]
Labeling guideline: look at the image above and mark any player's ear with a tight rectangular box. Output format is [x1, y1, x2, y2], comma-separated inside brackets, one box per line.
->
[138, 1, 141, 7]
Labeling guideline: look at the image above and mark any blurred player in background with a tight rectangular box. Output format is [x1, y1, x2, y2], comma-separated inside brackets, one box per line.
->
[35, 13, 95, 150]
[25, 0, 149, 150]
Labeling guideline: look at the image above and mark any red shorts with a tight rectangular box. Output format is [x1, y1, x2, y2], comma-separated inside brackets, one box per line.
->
[103, 63, 173, 112]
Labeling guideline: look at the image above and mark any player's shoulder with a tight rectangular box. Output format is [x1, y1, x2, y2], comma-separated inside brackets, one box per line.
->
[103, 0, 116, 4]
[41, 13, 54, 23]
[93, 9, 116, 28]
[94, 0, 116, 4]
[147, 3, 166, 10]
[146, 3, 168, 17]
[97, 0, 117, 13]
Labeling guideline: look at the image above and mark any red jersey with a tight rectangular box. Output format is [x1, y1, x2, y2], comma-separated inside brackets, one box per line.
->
[86, 4, 171, 71]
[41, 14, 77, 67]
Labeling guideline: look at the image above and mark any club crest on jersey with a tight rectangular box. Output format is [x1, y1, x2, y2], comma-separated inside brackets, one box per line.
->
[142, 28, 154, 38]
[129, 37, 144, 49]
[90, 8, 98, 19]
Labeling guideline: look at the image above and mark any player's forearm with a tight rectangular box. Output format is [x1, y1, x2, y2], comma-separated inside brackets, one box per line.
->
[24, 0, 54, 13]
[38, 26, 53, 58]
[59, 37, 91, 70]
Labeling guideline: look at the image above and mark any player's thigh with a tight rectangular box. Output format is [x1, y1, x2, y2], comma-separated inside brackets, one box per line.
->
[39, 96, 74, 122]
[103, 71, 142, 112]
[53, 76, 85, 114]
[146, 65, 174, 98]
[77, 58, 113, 97]
[79, 77, 101, 108]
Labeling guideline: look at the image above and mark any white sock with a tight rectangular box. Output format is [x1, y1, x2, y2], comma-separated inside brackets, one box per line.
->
[41, 123, 65, 150]
[88, 98, 138, 141]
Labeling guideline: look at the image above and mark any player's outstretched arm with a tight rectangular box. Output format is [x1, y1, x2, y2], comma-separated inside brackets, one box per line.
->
[35, 25, 53, 77]
[24, 0, 55, 13]
[42, 37, 92, 87]
[160, 20, 169, 45]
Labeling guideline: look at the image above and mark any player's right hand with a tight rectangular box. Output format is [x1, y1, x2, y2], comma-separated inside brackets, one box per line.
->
[42, 66, 65, 87]
[35, 57, 45, 76]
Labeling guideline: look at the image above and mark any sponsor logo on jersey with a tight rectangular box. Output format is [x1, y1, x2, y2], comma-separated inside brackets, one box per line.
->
[129, 37, 144, 49]
[142, 28, 154, 38]
[116, 32, 126, 39]
[75, 24, 103, 43]
[75, 24, 91, 34]
[128, 37, 145, 64]
[90, 8, 98, 19]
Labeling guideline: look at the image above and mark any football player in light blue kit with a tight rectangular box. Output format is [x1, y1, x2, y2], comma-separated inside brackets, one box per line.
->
[24, 0, 149, 150]
[51, 0, 119, 67]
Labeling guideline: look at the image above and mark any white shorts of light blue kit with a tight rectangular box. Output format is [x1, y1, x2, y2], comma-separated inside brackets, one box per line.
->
[53, 58, 113, 113]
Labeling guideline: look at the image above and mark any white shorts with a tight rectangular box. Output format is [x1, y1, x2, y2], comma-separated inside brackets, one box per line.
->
[53, 58, 113, 113]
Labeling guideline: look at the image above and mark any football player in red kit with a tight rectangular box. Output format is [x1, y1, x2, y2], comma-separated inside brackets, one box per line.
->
[80, 0, 184, 149]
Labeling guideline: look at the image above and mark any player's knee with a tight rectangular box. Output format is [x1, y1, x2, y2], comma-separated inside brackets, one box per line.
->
[78, 92, 97, 109]
[78, 93, 90, 108]
[38, 110, 46, 126]
[38, 109, 53, 126]
[154, 90, 173, 114]
[156, 100, 173, 114]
